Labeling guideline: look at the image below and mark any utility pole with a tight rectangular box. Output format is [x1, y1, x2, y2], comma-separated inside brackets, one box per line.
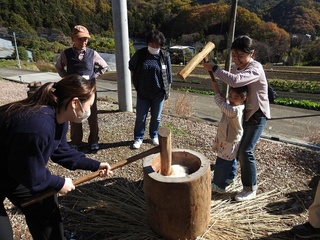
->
[111, 0, 132, 112]
[222, 0, 238, 96]
[13, 32, 21, 69]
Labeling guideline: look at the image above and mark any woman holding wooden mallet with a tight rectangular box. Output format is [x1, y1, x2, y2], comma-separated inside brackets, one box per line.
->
[204, 35, 271, 201]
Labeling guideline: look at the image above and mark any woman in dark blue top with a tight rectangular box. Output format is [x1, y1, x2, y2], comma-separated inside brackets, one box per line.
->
[129, 30, 172, 149]
[0, 74, 112, 240]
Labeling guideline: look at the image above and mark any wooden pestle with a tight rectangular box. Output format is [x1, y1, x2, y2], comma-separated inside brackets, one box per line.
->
[158, 127, 172, 176]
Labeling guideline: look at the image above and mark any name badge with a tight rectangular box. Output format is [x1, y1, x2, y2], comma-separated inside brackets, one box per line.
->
[82, 75, 90, 80]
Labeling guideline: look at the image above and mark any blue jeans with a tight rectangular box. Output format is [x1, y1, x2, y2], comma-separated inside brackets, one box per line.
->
[134, 95, 165, 140]
[213, 157, 237, 189]
[238, 110, 267, 191]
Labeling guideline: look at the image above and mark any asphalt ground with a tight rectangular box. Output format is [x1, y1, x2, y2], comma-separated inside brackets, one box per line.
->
[1, 67, 320, 150]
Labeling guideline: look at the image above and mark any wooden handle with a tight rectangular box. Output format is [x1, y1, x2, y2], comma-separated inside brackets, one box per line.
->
[204, 56, 216, 81]
[177, 41, 215, 80]
[21, 146, 160, 207]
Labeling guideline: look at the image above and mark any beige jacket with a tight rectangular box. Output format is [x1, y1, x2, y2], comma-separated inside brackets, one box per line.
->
[215, 93, 245, 143]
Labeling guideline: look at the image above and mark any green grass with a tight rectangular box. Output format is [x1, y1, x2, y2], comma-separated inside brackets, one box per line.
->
[162, 123, 188, 136]
[269, 80, 320, 94]
[173, 78, 202, 84]
[178, 87, 214, 95]
[178, 86, 320, 111]
[275, 98, 320, 110]
[0, 59, 38, 70]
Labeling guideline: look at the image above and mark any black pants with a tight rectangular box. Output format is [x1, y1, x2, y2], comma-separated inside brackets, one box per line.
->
[0, 184, 66, 240]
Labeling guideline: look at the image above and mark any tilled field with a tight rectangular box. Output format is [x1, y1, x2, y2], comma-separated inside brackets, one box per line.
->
[100, 65, 320, 102]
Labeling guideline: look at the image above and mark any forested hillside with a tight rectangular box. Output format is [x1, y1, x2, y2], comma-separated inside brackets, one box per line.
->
[1, 0, 320, 38]
[265, 0, 320, 36]
[0, 0, 113, 40]
[1, 0, 320, 65]
[196, 0, 282, 18]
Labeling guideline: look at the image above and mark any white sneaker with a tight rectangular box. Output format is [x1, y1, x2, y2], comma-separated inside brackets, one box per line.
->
[132, 139, 143, 149]
[211, 183, 226, 194]
[152, 137, 159, 146]
[235, 190, 256, 201]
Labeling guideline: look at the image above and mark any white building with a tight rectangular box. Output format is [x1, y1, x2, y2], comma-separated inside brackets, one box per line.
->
[0, 38, 14, 59]
[98, 53, 116, 72]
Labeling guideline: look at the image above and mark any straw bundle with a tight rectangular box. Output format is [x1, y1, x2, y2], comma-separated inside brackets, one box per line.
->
[174, 91, 195, 117]
[61, 177, 160, 240]
[201, 180, 294, 239]
[60, 174, 296, 240]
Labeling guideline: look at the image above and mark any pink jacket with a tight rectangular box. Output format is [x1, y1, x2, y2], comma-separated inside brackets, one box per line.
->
[214, 59, 271, 121]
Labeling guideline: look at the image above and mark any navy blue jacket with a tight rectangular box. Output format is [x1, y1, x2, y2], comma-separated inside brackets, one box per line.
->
[0, 107, 100, 193]
[129, 47, 172, 99]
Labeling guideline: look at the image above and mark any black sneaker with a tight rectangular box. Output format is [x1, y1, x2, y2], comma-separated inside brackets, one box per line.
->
[292, 222, 320, 238]
[65, 230, 78, 240]
[69, 144, 80, 151]
[90, 143, 99, 150]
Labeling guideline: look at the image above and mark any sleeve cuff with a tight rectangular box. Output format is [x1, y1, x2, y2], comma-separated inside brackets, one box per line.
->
[212, 65, 218, 72]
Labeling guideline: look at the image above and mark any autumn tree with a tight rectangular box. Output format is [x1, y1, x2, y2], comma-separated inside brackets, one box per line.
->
[234, 6, 263, 36]
[302, 39, 320, 65]
[252, 22, 290, 63]
[266, 0, 320, 36]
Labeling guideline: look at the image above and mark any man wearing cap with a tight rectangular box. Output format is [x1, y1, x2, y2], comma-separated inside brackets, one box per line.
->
[55, 25, 108, 151]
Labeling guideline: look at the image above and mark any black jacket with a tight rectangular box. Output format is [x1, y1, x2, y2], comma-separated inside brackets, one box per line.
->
[129, 47, 172, 99]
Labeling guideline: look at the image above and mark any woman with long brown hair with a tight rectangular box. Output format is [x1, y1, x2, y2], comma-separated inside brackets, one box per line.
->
[0, 74, 112, 240]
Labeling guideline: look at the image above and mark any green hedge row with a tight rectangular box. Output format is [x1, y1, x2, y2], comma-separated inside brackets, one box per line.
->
[269, 80, 320, 94]
[274, 98, 320, 110]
